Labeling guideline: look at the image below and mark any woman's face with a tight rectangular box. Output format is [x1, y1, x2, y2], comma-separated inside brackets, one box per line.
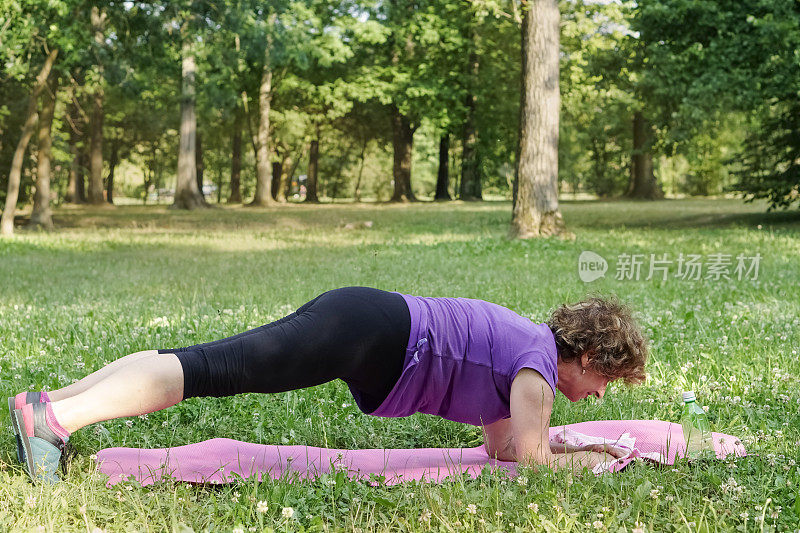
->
[556, 352, 612, 402]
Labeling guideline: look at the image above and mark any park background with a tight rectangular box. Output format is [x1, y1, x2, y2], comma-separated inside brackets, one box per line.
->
[1, 0, 799, 532]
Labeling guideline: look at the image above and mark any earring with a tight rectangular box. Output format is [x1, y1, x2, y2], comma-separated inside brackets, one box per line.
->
[582, 368, 586, 375]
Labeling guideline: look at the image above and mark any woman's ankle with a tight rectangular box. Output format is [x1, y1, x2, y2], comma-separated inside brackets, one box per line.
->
[49, 399, 81, 435]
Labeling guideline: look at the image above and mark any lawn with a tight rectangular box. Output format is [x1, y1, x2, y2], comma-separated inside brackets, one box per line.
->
[1, 197, 798, 532]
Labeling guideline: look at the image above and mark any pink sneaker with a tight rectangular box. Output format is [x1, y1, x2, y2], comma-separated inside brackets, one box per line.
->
[7, 392, 50, 464]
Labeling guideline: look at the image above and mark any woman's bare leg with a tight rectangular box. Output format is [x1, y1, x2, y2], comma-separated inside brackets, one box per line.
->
[49, 352, 184, 434]
[47, 350, 159, 402]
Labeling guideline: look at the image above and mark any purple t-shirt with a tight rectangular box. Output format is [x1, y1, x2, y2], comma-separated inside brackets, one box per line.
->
[366, 293, 558, 426]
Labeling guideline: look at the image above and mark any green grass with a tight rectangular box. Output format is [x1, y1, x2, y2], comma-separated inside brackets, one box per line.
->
[1, 197, 799, 532]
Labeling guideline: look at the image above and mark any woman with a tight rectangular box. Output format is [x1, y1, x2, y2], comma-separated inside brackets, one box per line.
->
[9, 286, 648, 484]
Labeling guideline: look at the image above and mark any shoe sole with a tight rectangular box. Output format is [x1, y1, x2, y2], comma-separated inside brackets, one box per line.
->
[8, 397, 23, 463]
[12, 408, 37, 483]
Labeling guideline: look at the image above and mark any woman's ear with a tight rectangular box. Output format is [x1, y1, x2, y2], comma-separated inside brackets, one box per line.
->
[580, 350, 595, 369]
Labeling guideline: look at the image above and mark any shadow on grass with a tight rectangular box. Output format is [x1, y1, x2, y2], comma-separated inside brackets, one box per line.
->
[4, 198, 798, 244]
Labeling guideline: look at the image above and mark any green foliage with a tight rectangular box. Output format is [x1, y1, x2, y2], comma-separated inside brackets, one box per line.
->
[635, 0, 800, 208]
[1, 0, 796, 208]
[560, 0, 635, 197]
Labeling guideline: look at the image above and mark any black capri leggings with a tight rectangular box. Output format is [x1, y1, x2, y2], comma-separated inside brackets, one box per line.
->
[157, 287, 411, 414]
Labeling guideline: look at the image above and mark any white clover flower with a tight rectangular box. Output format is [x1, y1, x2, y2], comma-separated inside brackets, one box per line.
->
[592, 520, 604, 529]
[516, 475, 528, 485]
[25, 495, 36, 509]
[466, 503, 477, 514]
[495, 511, 503, 517]
[256, 501, 268, 514]
[418, 511, 431, 522]
[527, 502, 539, 513]
[632, 522, 645, 533]
[739, 511, 749, 519]
[281, 507, 294, 519]
[649, 489, 660, 499]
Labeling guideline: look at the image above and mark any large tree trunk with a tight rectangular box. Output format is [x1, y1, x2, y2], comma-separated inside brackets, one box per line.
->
[65, 93, 85, 204]
[1, 48, 58, 237]
[250, 46, 274, 206]
[510, 0, 567, 239]
[29, 72, 59, 229]
[305, 123, 320, 203]
[173, 36, 207, 209]
[390, 107, 416, 202]
[87, 6, 107, 205]
[626, 111, 663, 199]
[195, 131, 204, 195]
[228, 109, 242, 203]
[460, 45, 482, 201]
[435, 134, 451, 201]
[106, 137, 119, 204]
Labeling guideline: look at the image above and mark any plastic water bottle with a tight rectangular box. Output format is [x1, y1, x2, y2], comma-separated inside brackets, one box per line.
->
[681, 391, 714, 458]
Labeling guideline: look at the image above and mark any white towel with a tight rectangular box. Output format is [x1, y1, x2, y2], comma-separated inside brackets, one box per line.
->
[549, 427, 667, 474]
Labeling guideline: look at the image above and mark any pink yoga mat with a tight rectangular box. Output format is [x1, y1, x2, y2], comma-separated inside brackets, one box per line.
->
[94, 420, 746, 487]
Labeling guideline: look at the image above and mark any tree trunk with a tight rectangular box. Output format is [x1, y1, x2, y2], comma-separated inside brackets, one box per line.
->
[76, 151, 87, 202]
[216, 168, 223, 204]
[229, 109, 242, 203]
[460, 45, 482, 201]
[195, 130, 204, 195]
[285, 148, 303, 200]
[65, 95, 84, 204]
[29, 72, 59, 229]
[305, 123, 320, 203]
[143, 142, 157, 204]
[271, 160, 282, 201]
[510, 0, 568, 239]
[173, 36, 207, 209]
[435, 134, 451, 201]
[390, 107, 416, 202]
[1, 48, 58, 236]
[87, 6, 107, 205]
[88, 86, 105, 204]
[250, 45, 274, 206]
[274, 154, 289, 202]
[354, 137, 368, 202]
[106, 138, 119, 204]
[626, 111, 663, 199]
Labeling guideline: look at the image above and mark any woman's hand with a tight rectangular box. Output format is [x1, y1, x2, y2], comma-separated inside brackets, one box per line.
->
[576, 443, 627, 459]
[551, 442, 628, 459]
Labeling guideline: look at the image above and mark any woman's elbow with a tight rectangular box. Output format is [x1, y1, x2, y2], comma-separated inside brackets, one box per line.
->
[483, 441, 515, 462]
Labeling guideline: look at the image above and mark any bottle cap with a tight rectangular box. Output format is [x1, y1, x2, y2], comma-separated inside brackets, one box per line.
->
[682, 391, 696, 402]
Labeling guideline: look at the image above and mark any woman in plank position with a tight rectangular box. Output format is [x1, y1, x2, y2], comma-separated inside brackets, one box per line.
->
[10, 286, 648, 483]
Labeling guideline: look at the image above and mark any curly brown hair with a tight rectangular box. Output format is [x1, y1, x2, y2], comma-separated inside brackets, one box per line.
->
[545, 295, 648, 384]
